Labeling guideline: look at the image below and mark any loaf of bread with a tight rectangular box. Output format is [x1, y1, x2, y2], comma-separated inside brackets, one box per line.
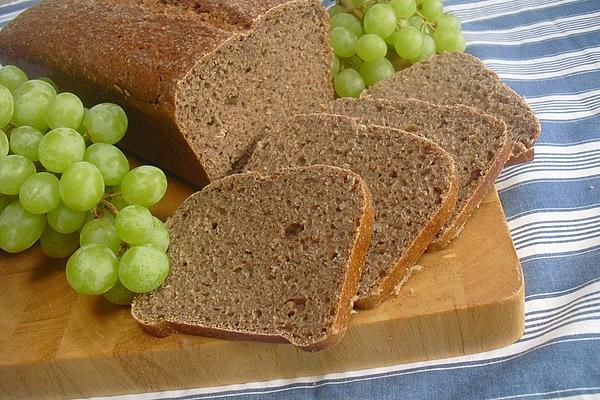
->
[0, 0, 333, 185]
[326, 98, 510, 249]
[132, 165, 374, 352]
[245, 114, 458, 308]
[365, 51, 540, 165]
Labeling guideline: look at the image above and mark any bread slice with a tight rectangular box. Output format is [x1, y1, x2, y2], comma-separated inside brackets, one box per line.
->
[0, 0, 333, 185]
[326, 97, 510, 249]
[131, 165, 374, 352]
[365, 51, 541, 165]
[245, 114, 458, 308]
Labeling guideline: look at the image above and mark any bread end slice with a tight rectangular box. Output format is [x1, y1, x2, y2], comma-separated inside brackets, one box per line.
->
[132, 165, 374, 352]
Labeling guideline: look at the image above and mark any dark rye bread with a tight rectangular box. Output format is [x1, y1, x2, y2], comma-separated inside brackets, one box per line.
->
[327, 98, 511, 249]
[245, 114, 458, 308]
[365, 51, 541, 165]
[0, 0, 333, 185]
[132, 165, 374, 352]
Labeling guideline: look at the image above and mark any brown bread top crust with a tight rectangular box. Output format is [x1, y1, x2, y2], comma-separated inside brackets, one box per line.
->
[132, 165, 375, 352]
[365, 51, 541, 164]
[327, 98, 511, 249]
[245, 114, 458, 308]
[0, 0, 333, 185]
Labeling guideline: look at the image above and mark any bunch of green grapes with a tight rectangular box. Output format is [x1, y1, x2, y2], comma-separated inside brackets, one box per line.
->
[0, 65, 170, 306]
[329, 0, 465, 97]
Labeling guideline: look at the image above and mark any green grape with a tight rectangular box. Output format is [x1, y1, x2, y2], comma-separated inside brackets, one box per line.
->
[360, 57, 395, 87]
[9, 126, 44, 161]
[0, 194, 17, 213]
[103, 280, 136, 306]
[38, 77, 59, 92]
[80, 218, 122, 253]
[11, 127, 39, 159]
[408, 15, 425, 30]
[46, 92, 85, 130]
[66, 244, 118, 295]
[38, 127, 85, 173]
[434, 13, 461, 31]
[363, 4, 397, 39]
[47, 202, 88, 233]
[83, 103, 128, 145]
[385, 29, 401, 45]
[143, 216, 170, 252]
[59, 161, 105, 212]
[13, 79, 57, 100]
[0, 201, 46, 253]
[328, 5, 346, 17]
[330, 27, 358, 58]
[356, 34, 387, 62]
[11, 90, 52, 131]
[39, 226, 79, 258]
[83, 143, 129, 186]
[120, 165, 167, 207]
[410, 34, 436, 63]
[0, 129, 8, 158]
[419, 0, 443, 20]
[330, 12, 363, 38]
[433, 28, 466, 53]
[115, 205, 154, 245]
[0, 65, 28, 92]
[111, 197, 130, 211]
[394, 26, 424, 59]
[0, 85, 14, 128]
[118, 245, 170, 293]
[77, 108, 89, 136]
[334, 68, 365, 98]
[332, 56, 341, 76]
[0, 155, 36, 195]
[390, 0, 417, 18]
[19, 172, 61, 215]
[350, 55, 363, 70]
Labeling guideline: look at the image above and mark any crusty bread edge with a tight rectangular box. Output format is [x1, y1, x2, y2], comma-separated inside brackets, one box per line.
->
[354, 147, 460, 309]
[133, 166, 375, 352]
[303, 174, 374, 351]
[505, 148, 534, 166]
[456, 53, 541, 165]
[428, 118, 512, 250]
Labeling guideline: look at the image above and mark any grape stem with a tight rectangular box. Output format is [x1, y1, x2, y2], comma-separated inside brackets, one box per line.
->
[103, 192, 121, 199]
[415, 10, 437, 32]
[100, 198, 119, 216]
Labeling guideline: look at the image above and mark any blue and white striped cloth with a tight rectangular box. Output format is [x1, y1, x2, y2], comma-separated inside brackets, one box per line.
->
[3, 0, 600, 398]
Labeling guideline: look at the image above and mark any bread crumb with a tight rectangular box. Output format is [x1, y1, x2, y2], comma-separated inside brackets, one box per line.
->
[393, 264, 423, 296]
[409, 288, 415, 295]
[350, 309, 357, 314]
[590, 185, 595, 190]
[442, 253, 456, 259]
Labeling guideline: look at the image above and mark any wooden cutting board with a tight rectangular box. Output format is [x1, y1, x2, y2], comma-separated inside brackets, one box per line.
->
[0, 173, 524, 399]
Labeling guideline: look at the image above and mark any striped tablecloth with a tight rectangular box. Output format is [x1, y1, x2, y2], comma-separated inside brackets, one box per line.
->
[3, 0, 600, 398]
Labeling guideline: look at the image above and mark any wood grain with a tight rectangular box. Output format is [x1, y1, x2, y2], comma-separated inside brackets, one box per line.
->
[0, 177, 524, 399]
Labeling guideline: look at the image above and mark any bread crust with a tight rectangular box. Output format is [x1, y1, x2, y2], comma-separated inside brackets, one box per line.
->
[132, 166, 375, 352]
[365, 51, 540, 167]
[428, 119, 512, 250]
[505, 148, 535, 166]
[354, 155, 459, 309]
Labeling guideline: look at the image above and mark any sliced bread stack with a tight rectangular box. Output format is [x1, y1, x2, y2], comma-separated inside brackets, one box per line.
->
[245, 114, 458, 308]
[132, 165, 374, 351]
[326, 97, 510, 249]
[365, 51, 541, 165]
